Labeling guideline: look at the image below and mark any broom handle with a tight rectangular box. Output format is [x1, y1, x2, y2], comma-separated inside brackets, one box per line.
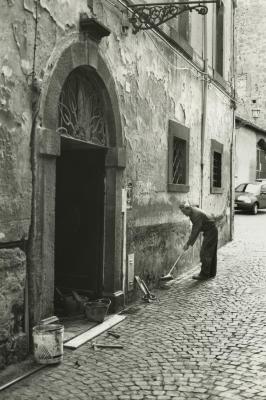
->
[168, 251, 186, 275]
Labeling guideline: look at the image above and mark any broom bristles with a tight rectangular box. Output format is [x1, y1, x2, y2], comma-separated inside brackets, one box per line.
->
[160, 275, 174, 282]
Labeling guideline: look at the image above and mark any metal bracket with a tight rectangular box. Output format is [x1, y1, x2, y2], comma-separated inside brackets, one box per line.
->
[129, 1, 218, 33]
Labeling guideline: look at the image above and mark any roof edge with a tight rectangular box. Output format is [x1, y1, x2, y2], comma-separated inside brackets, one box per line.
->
[235, 115, 266, 135]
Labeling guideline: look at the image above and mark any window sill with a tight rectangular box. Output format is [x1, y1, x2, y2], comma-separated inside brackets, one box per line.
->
[211, 187, 223, 194]
[168, 183, 190, 193]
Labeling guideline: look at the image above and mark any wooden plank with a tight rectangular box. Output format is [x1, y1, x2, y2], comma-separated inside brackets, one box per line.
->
[64, 314, 126, 349]
[40, 316, 59, 325]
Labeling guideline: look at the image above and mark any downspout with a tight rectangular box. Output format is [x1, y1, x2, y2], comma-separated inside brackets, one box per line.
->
[26, 0, 41, 346]
[230, 0, 237, 241]
[200, 13, 208, 208]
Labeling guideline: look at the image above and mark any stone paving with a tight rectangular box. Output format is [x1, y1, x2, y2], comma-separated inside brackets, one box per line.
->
[1, 210, 266, 400]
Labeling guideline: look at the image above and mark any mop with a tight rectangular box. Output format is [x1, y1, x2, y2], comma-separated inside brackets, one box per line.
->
[160, 250, 187, 282]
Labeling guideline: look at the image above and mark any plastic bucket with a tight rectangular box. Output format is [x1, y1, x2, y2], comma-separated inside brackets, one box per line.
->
[84, 298, 111, 323]
[33, 324, 64, 364]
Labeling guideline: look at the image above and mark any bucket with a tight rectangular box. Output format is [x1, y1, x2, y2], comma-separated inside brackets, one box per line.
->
[33, 324, 64, 364]
[84, 298, 111, 323]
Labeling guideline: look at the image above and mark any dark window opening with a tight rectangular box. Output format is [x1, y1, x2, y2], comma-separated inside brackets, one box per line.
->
[256, 146, 266, 179]
[216, 2, 224, 76]
[168, 120, 190, 193]
[213, 151, 222, 188]
[211, 139, 223, 194]
[178, 11, 189, 42]
[172, 137, 186, 185]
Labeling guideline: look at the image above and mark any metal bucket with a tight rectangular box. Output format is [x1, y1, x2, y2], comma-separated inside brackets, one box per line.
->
[84, 298, 111, 323]
[33, 324, 64, 364]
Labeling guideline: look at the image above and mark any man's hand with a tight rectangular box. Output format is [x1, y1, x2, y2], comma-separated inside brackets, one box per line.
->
[183, 243, 189, 251]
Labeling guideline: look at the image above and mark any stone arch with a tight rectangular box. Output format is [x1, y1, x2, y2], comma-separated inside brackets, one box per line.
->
[41, 40, 123, 148]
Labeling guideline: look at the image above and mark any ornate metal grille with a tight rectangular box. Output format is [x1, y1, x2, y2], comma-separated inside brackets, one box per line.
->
[213, 151, 222, 187]
[129, 1, 215, 33]
[172, 137, 186, 184]
[57, 69, 107, 146]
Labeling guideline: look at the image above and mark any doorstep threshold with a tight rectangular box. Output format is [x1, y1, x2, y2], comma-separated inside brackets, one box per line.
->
[63, 314, 126, 350]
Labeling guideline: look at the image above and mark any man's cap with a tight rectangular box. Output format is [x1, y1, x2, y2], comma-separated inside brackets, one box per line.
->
[179, 200, 191, 210]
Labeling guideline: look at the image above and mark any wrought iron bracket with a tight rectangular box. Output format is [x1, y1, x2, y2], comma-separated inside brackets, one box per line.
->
[129, 1, 218, 33]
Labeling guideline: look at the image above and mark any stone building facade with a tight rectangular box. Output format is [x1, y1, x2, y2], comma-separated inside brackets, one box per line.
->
[235, 0, 266, 184]
[0, 0, 235, 368]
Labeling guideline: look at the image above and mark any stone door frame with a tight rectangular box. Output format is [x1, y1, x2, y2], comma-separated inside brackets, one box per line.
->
[29, 38, 125, 324]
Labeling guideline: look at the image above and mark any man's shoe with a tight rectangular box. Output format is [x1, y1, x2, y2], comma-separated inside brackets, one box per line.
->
[192, 273, 208, 280]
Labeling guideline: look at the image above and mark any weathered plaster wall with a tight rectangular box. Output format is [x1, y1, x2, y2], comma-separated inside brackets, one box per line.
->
[236, 0, 266, 128]
[0, 2, 33, 243]
[94, 3, 233, 281]
[235, 127, 257, 186]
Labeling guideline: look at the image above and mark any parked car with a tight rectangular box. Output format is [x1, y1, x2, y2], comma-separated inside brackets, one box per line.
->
[235, 182, 266, 214]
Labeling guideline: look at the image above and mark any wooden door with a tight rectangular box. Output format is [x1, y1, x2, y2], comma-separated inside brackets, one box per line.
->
[55, 148, 105, 297]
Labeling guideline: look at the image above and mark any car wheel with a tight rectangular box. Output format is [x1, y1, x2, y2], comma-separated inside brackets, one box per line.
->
[251, 203, 258, 215]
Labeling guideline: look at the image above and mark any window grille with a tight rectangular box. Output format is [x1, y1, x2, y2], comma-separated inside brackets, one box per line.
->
[172, 137, 186, 184]
[168, 120, 190, 193]
[57, 68, 107, 146]
[210, 139, 223, 194]
[213, 151, 222, 188]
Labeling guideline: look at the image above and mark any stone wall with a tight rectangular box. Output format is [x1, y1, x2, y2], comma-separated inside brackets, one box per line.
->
[0, 248, 27, 369]
[236, 0, 266, 128]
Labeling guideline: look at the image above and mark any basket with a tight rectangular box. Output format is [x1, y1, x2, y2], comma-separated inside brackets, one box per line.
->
[84, 298, 111, 323]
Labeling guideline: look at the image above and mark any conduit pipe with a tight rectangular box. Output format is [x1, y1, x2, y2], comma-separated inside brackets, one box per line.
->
[229, 1, 237, 240]
[200, 12, 208, 208]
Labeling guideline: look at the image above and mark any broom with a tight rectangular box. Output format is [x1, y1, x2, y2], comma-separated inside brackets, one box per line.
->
[160, 250, 187, 282]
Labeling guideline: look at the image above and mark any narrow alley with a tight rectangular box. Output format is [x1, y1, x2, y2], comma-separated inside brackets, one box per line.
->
[1, 210, 266, 400]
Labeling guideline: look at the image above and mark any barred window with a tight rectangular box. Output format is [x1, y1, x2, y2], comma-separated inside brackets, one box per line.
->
[168, 120, 190, 193]
[211, 139, 223, 194]
[173, 137, 186, 184]
[213, 151, 222, 188]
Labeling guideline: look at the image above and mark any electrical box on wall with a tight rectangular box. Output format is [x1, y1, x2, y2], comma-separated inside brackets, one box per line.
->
[127, 253, 135, 291]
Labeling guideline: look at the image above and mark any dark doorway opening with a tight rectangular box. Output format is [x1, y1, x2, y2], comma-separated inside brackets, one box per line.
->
[55, 139, 106, 310]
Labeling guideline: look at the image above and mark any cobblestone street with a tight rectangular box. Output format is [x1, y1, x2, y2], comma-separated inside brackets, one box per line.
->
[2, 211, 266, 400]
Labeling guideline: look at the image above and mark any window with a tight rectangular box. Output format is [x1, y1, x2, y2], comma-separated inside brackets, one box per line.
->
[213, 151, 222, 187]
[261, 184, 266, 193]
[211, 139, 223, 194]
[235, 183, 246, 192]
[167, 10, 193, 60]
[178, 11, 189, 42]
[58, 67, 107, 146]
[215, 1, 224, 77]
[256, 144, 266, 179]
[168, 120, 190, 193]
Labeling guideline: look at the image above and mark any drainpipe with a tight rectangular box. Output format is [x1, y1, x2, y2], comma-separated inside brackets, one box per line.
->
[200, 13, 208, 209]
[230, 0, 237, 241]
[26, 0, 40, 347]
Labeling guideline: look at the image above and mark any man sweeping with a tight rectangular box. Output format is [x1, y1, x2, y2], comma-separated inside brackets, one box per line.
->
[179, 201, 225, 280]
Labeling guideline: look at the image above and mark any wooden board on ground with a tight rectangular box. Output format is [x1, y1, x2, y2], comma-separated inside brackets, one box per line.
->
[64, 314, 126, 349]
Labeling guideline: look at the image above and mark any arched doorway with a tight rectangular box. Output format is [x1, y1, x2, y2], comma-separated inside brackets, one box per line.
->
[28, 40, 126, 325]
[55, 67, 108, 303]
